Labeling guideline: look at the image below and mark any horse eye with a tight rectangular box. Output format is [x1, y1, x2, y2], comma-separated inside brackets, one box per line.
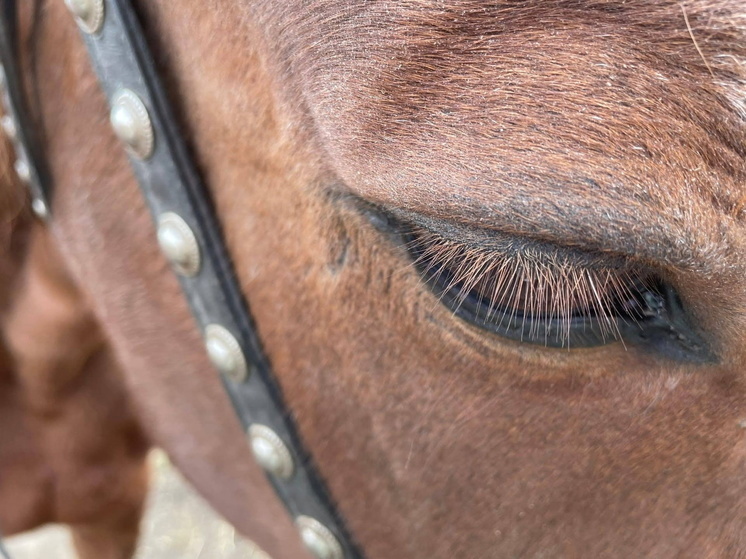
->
[404, 225, 663, 348]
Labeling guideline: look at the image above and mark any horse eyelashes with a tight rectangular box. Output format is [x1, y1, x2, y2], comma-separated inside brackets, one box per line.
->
[405, 226, 656, 348]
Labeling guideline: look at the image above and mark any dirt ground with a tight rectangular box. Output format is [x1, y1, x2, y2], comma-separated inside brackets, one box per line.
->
[5, 450, 270, 559]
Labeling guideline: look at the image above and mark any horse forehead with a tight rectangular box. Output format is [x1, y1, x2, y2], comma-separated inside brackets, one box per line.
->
[247, 1, 746, 258]
[259, 4, 744, 158]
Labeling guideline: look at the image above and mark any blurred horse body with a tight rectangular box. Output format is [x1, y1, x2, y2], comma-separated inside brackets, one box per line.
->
[0, 1, 745, 558]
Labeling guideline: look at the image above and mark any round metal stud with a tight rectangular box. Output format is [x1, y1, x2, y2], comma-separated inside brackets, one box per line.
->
[204, 324, 248, 383]
[157, 212, 201, 277]
[248, 424, 294, 479]
[1, 115, 17, 140]
[110, 89, 154, 159]
[31, 198, 49, 220]
[13, 158, 30, 183]
[296, 516, 343, 559]
[64, 0, 105, 34]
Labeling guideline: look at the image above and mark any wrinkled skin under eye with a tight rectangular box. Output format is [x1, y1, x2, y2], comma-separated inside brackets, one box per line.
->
[401, 224, 715, 362]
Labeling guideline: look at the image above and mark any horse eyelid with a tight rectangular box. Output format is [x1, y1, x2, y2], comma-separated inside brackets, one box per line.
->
[401, 222, 660, 347]
[349, 201, 709, 357]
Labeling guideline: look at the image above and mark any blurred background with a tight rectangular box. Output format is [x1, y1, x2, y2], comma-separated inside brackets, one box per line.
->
[5, 450, 269, 559]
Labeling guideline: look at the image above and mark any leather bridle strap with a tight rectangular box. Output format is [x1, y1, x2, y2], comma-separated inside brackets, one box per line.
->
[0, 0, 50, 219]
[0, 1, 363, 558]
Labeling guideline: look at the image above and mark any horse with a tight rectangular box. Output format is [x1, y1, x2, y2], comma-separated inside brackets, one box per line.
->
[0, 0, 745, 557]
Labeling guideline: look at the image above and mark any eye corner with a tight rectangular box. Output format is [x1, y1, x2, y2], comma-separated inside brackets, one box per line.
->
[619, 284, 718, 364]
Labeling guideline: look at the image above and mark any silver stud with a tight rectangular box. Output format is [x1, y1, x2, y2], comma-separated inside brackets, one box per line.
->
[157, 212, 200, 277]
[248, 424, 294, 479]
[64, 0, 105, 35]
[31, 198, 49, 220]
[14, 158, 30, 183]
[110, 89, 154, 159]
[1, 115, 17, 140]
[204, 324, 248, 383]
[296, 516, 343, 559]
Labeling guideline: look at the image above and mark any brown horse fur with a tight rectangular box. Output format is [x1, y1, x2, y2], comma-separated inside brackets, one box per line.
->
[1, 0, 745, 557]
[0, 148, 149, 556]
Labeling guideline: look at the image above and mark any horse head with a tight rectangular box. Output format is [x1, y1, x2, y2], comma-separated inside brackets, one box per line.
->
[2, 1, 745, 557]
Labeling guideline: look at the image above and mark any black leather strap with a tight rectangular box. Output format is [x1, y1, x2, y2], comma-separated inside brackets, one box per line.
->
[69, 1, 363, 558]
[1, 0, 13, 47]
[0, 0, 50, 218]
